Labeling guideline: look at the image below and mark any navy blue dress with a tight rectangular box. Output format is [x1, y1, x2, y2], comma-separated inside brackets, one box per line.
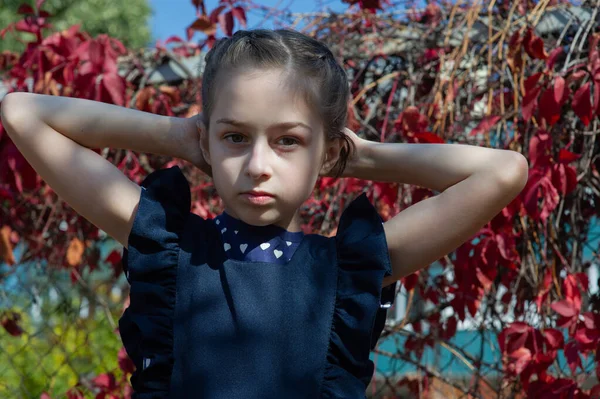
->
[119, 166, 398, 398]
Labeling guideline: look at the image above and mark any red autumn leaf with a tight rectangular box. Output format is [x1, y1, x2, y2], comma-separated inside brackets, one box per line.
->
[563, 274, 582, 311]
[469, 115, 501, 136]
[538, 88, 562, 126]
[231, 6, 247, 28]
[522, 86, 541, 121]
[509, 347, 532, 374]
[564, 341, 582, 375]
[533, 352, 556, 375]
[528, 129, 551, 168]
[507, 30, 523, 72]
[92, 372, 117, 390]
[105, 249, 123, 276]
[554, 76, 567, 104]
[396, 106, 428, 133]
[558, 149, 581, 164]
[522, 168, 559, 222]
[70, 269, 79, 284]
[411, 131, 445, 143]
[402, 271, 419, 291]
[551, 299, 578, 318]
[583, 312, 596, 329]
[218, 11, 234, 37]
[420, 3, 442, 24]
[118, 347, 135, 374]
[378, 181, 399, 204]
[88, 40, 104, 71]
[476, 266, 495, 291]
[14, 19, 40, 35]
[551, 163, 578, 196]
[563, 274, 577, 298]
[204, 34, 216, 49]
[546, 46, 564, 70]
[574, 325, 598, 346]
[507, 331, 528, 355]
[524, 72, 543, 92]
[524, 28, 548, 59]
[187, 16, 216, 40]
[209, 5, 227, 23]
[102, 73, 125, 107]
[590, 384, 600, 399]
[343, 0, 382, 12]
[17, 4, 36, 14]
[506, 321, 531, 334]
[572, 82, 593, 126]
[1, 311, 24, 336]
[466, 297, 480, 318]
[544, 328, 564, 350]
[164, 35, 184, 45]
[445, 316, 457, 338]
[569, 69, 587, 83]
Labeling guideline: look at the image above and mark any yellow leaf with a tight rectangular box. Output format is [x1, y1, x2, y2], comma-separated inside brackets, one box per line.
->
[66, 238, 85, 267]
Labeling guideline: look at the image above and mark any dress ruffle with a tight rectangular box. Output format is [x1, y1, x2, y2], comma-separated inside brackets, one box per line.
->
[118, 166, 190, 398]
[321, 193, 397, 398]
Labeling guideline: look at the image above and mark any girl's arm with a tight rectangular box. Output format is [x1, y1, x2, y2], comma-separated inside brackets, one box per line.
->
[2, 93, 196, 159]
[343, 132, 529, 287]
[0, 93, 199, 249]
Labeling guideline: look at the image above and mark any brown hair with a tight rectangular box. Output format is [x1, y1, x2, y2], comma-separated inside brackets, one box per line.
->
[200, 29, 356, 179]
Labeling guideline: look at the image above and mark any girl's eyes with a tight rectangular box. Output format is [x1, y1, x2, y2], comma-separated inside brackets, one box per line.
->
[223, 133, 300, 147]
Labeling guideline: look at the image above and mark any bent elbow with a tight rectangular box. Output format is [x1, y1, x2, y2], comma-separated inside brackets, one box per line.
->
[494, 152, 529, 191]
[1, 92, 31, 137]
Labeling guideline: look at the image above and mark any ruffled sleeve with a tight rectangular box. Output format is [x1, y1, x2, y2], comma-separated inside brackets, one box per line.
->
[321, 193, 398, 398]
[118, 165, 191, 397]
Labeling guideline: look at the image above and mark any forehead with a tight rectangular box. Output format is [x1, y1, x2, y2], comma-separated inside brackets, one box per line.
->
[211, 69, 319, 128]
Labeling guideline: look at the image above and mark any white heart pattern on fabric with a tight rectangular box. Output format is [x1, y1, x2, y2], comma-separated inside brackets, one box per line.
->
[240, 243, 248, 253]
[224, 243, 231, 251]
[216, 219, 220, 225]
[221, 228, 227, 234]
[260, 243, 270, 250]
[234, 230, 238, 234]
[286, 241, 292, 246]
[274, 249, 283, 258]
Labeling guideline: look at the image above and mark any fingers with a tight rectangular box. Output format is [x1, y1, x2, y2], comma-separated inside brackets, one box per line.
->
[195, 118, 206, 137]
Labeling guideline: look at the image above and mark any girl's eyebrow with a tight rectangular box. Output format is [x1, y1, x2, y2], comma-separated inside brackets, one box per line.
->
[215, 118, 313, 133]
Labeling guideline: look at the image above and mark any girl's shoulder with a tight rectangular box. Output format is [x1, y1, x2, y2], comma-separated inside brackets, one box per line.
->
[122, 165, 191, 279]
[333, 192, 393, 282]
[137, 165, 190, 208]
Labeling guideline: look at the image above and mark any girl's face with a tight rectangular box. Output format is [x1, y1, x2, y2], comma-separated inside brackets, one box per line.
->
[200, 68, 341, 232]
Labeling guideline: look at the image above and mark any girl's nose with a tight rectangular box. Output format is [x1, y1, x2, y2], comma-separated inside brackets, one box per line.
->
[246, 138, 272, 179]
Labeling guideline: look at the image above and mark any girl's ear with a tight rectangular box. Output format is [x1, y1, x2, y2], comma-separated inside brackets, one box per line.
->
[320, 136, 343, 176]
[197, 119, 212, 166]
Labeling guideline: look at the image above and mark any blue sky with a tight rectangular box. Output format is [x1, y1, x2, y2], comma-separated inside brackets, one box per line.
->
[149, 0, 350, 44]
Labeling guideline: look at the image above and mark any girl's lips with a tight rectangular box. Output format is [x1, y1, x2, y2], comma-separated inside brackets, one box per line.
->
[243, 191, 273, 196]
[241, 193, 275, 205]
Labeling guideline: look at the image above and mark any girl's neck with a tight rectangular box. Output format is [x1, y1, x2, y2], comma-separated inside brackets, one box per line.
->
[219, 211, 304, 240]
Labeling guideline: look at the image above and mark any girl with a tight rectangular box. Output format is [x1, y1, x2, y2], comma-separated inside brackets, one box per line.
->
[1, 29, 528, 398]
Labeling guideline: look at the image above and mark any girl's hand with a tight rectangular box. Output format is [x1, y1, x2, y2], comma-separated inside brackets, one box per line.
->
[321, 128, 368, 178]
[178, 113, 212, 177]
